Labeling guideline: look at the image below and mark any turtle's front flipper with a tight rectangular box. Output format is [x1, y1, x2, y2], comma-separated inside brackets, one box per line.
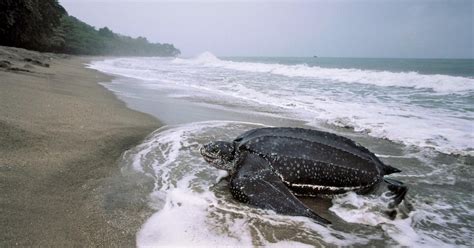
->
[230, 151, 331, 224]
[384, 178, 408, 208]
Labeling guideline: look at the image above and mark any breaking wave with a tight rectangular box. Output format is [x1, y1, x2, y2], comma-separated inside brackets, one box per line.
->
[89, 55, 474, 155]
[174, 52, 474, 94]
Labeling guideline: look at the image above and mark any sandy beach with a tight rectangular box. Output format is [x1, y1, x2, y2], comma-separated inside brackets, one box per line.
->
[1, 46, 472, 247]
[1, 1, 472, 246]
[0, 46, 160, 246]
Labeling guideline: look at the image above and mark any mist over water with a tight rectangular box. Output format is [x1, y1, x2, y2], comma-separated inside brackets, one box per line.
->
[90, 54, 473, 247]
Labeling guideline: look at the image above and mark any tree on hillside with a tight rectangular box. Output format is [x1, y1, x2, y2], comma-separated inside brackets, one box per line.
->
[58, 15, 107, 55]
[98, 27, 115, 38]
[0, 0, 66, 51]
[0, 0, 180, 56]
[57, 15, 181, 56]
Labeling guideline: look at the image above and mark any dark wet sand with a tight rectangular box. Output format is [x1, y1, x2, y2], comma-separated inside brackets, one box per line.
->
[0, 46, 160, 246]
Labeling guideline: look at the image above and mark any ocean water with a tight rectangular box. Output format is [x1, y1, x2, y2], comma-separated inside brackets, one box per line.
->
[89, 54, 473, 247]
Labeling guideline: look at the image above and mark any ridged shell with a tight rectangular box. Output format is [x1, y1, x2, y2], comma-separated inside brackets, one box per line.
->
[234, 127, 399, 192]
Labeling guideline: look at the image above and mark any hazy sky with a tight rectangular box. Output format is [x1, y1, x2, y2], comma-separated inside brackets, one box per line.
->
[60, 0, 473, 58]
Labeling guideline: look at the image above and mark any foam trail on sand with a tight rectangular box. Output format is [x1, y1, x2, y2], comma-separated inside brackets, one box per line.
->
[120, 121, 473, 247]
[127, 121, 377, 247]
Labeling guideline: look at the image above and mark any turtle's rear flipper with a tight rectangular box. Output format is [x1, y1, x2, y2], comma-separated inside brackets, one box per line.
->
[230, 152, 331, 225]
[384, 178, 408, 208]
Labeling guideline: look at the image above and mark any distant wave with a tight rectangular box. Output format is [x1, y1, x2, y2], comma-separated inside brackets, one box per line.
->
[173, 52, 474, 94]
[89, 56, 474, 156]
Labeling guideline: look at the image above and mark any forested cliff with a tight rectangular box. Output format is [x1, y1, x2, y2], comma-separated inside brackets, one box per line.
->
[0, 0, 180, 56]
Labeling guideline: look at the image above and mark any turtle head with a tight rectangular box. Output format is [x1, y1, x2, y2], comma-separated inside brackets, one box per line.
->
[200, 141, 235, 172]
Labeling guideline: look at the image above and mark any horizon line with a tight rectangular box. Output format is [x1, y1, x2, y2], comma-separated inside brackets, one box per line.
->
[182, 54, 474, 60]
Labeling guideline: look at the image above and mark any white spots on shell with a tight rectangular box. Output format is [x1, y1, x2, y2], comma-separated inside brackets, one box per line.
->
[262, 153, 381, 196]
[291, 183, 363, 192]
[232, 129, 388, 199]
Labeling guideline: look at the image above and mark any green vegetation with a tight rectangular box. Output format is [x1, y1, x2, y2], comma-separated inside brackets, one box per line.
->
[0, 0, 180, 56]
[57, 16, 180, 56]
[0, 0, 66, 51]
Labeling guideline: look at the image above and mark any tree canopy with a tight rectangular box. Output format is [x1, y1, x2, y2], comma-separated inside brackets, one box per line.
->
[0, 0, 66, 51]
[0, 0, 180, 56]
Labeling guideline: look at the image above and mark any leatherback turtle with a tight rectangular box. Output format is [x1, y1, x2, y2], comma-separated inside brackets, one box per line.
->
[200, 127, 408, 224]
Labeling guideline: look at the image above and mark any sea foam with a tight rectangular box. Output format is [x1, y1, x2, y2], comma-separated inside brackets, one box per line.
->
[121, 121, 473, 247]
[330, 191, 473, 248]
[174, 52, 474, 94]
[89, 54, 474, 155]
[130, 121, 378, 247]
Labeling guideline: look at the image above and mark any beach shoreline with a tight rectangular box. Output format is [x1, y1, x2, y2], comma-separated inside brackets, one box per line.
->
[0, 46, 160, 246]
[90, 55, 473, 247]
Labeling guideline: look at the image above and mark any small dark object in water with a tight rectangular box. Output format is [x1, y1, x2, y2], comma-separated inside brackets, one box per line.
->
[201, 127, 408, 224]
